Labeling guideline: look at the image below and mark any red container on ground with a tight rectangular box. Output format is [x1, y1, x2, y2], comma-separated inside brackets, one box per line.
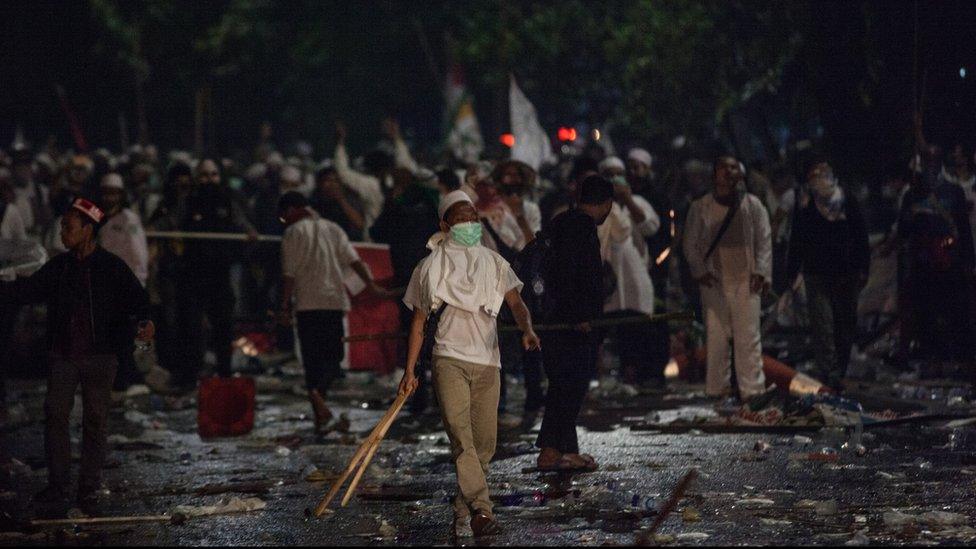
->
[197, 376, 255, 438]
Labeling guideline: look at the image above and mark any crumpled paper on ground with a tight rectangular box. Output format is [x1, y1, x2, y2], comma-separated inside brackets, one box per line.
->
[172, 496, 267, 517]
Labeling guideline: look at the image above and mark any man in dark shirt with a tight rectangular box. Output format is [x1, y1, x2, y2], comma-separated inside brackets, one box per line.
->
[788, 160, 870, 389]
[0, 198, 153, 510]
[535, 175, 613, 471]
[173, 159, 256, 389]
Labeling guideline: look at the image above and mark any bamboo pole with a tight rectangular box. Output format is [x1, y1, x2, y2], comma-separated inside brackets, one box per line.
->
[340, 392, 410, 507]
[30, 515, 173, 527]
[313, 391, 411, 516]
[144, 230, 282, 242]
[343, 311, 695, 343]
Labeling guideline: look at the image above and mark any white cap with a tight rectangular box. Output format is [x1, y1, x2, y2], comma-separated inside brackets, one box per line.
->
[598, 156, 626, 174]
[280, 165, 302, 185]
[438, 189, 473, 220]
[627, 148, 653, 167]
[100, 173, 125, 190]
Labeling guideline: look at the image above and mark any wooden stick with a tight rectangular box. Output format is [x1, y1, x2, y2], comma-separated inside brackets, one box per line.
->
[636, 469, 698, 545]
[145, 230, 283, 242]
[340, 392, 411, 507]
[343, 311, 695, 343]
[312, 392, 410, 516]
[30, 515, 172, 527]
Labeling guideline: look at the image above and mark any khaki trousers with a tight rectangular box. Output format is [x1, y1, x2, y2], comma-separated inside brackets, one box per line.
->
[431, 356, 499, 519]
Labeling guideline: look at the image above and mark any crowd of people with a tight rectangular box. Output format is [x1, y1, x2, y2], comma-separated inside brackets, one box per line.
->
[1, 115, 975, 532]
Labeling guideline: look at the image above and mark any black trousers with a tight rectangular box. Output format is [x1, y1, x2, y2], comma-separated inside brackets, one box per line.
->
[536, 331, 598, 454]
[0, 306, 16, 404]
[175, 273, 235, 383]
[295, 310, 345, 394]
[498, 331, 546, 414]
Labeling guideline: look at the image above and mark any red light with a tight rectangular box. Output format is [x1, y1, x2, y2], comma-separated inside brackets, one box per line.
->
[557, 127, 577, 142]
[500, 133, 515, 147]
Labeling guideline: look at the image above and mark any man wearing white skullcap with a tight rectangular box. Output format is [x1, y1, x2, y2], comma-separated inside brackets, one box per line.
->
[399, 189, 540, 537]
[598, 156, 626, 176]
[98, 173, 150, 393]
[683, 155, 771, 402]
[626, 147, 673, 389]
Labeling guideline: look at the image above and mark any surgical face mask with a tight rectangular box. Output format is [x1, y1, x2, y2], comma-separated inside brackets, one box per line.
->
[450, 221, 482, 247]
[611, 175, 628, 187]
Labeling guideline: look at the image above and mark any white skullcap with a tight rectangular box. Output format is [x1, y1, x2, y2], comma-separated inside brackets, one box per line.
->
[627, 148, 653, 167]
[265, 152, 284, 167]
[280, 165, 302, 185]
[598, 156, 626, 174]
[438, 189, 473, 220]
[244, 163, 267, 182]
[100, 173, 125, 190]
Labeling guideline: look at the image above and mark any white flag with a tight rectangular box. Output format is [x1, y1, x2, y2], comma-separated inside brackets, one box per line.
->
[445, 65, 484, 164]
[509, 74, 555, 171]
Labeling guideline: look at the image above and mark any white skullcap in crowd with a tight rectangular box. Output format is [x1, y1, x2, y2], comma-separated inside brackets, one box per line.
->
[438, 189, 473, 220]
[100, 173, 125, 190]
[244, 162, 268, 182]
[627, 148, 653, 167]
[598, 156, 626, 174]
[279, 164, 302, 185]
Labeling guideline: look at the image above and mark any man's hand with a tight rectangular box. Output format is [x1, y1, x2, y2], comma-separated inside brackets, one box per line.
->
[750, 274, 769, 294]
[335, 121, 347, 144]
[398, 369, 418, 396]
[696, 273, 718, 288]
[136, 320, 156, 341]
[367, 282, 396, 300]
[501, 192, 524, 216]
[574, 322, 592, 333]
[522, 330, 541, 351]
[613, 182, 633, 203]
[246, 229, 260, 242]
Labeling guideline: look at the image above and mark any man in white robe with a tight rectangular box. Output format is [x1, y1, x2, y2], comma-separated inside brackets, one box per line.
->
[683, 155, 772, 401]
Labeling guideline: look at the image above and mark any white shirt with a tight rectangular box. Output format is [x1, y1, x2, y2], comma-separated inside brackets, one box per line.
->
[282, 213, 361, 312]
[766, 188, 796, 243]
[334, 143, 385, 238]
[480, 200, 542, 252]
[0, 203, 27, 241]
[683, 192, 773, 284]
[403, 239, 522, 368]
[98, 208, 149, 285]
[603, 198, 660, 316]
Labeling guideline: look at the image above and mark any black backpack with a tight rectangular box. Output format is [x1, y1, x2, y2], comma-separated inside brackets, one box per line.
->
[501, 230, 555, 323]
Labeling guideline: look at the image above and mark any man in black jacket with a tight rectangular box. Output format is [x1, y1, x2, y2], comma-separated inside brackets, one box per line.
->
[172, 159, 256, 388]
[0, 198, 153, 508]
[535, 175, 613, 471]
[788, 160, 870, 389]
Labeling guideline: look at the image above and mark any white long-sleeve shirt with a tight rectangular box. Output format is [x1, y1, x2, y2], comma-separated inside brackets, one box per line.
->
[334, 143, 385, 238]
[0, 203, 27, 241]
[98, 209, 149, 286]
[602, 198, 660, 315]
[393, 137, 420, 174]
[683, 192, 772, 283]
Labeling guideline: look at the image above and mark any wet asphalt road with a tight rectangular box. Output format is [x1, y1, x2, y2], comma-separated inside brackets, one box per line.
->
[2, 363, 976, 546]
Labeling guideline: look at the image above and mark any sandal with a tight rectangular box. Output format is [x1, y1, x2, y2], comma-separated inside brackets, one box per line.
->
[562, 453, 598, 471]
